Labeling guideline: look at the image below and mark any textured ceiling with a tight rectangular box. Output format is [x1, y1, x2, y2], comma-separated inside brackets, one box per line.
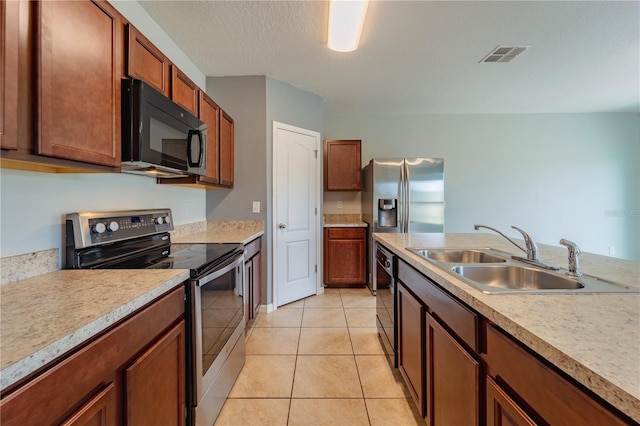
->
[139, 0, 640, 114]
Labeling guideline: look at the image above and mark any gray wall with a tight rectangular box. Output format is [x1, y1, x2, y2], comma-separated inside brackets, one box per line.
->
[206, 76, 323, 305]
[325, 112, 640, 261]
[206, 76, 267, 221]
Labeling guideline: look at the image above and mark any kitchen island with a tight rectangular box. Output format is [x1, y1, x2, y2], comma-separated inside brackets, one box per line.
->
[374, 232, 640, 423]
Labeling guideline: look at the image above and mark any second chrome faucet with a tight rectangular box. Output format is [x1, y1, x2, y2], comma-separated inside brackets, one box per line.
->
[474, 224, 559, 270]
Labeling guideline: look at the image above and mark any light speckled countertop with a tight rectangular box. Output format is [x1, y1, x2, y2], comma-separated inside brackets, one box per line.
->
[172, 220, 264, 244]
[374, 233, 640, 422]
[0, 269, 189, 392]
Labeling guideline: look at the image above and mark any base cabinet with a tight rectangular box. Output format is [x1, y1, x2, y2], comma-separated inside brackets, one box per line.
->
[486, 376, 537, 426]
[125, 321, 185, 425]
[397, 258, 480, 424]
[323, 227, 366, 286]
[244, 236, 262, 327]
[395, 256, 631, 426]
[397, 282, 425, 416]
[485, 323, 630, 426]
[60, 383, 117, 426]
[0, 287, 186, 426]
[426, 313, 480, 426]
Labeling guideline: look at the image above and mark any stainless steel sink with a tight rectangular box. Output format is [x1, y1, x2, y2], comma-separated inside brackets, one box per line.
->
[407, 248, 507, 263]
[452, 265, 584, 291]
[406, 247, 639, 294]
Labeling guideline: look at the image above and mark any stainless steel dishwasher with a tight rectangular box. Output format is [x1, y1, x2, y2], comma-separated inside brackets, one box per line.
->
[375, 242, 397, 367]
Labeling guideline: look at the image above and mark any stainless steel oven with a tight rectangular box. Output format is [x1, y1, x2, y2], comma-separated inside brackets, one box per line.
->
[191, 251, 245, 426]
[65, 209, 246, 426]
[375, 242, 397, 367]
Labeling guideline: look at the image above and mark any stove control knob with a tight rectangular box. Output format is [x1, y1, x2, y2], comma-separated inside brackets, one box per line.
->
[163, 216, 171, 225]
[92, 222, 106, 234]
[154, 216, 164, 225]
[107, 221, 119, 232]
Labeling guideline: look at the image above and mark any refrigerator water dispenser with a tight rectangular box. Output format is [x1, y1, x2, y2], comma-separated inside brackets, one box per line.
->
[378, 199, 397, 227]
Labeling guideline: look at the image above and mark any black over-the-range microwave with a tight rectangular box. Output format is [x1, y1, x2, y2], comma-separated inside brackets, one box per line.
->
[121, 78, 207, 178]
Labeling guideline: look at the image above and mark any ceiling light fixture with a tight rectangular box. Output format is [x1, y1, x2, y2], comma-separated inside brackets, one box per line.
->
[327, 0, 369, 52]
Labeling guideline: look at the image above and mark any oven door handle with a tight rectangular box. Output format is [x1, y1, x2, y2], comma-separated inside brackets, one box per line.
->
[194, 252, 245, 287]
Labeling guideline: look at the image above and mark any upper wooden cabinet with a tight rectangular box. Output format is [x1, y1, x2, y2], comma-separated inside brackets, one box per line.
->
[157, 92, 236, 188]
[323, 139, 362, 191]
[126, 24, 170, 97]
[197, 91, 220, 185]
[126, 24, 197, 117]
[36, 0, 122, 167]
[171, 66, 198, 116]
[1, 0, 19, 150]
[219, 109, 234, 188]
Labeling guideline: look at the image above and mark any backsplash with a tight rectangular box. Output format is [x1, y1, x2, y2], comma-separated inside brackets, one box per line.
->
[1, 249, 59, 285]
[0, 220, 263, 285]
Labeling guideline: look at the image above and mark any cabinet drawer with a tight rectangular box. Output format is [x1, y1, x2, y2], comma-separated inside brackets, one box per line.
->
[485, 324, 629, 425]
[245, 236, 262, 260]
[327, 227, 365, 240]
[398, 259, 479, 352]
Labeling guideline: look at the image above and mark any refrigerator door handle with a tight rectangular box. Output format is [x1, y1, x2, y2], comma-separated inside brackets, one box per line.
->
[404, 161, 410, 233]
[399, 161, 405, 233]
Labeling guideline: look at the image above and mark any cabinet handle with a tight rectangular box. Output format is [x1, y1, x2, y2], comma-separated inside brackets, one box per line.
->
[278, 223, 287, 229]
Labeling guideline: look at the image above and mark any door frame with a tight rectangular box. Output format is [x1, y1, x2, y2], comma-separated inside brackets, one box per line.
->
[271, 121, 323, 310]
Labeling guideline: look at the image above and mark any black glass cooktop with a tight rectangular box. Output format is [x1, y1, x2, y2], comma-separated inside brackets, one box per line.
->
[87, 239, 243, 277]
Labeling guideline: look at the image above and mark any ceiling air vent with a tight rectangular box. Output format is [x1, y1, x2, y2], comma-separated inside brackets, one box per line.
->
[480, 45, 530, 63]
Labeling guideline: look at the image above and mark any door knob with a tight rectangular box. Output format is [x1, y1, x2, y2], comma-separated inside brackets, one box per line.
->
[278, 223, 287, 229]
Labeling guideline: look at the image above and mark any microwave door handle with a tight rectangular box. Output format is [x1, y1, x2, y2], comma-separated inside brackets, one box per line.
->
[187, 130, 204, 167]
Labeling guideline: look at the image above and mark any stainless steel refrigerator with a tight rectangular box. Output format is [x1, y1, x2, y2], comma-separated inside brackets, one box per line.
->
[362, 158, 445, 293]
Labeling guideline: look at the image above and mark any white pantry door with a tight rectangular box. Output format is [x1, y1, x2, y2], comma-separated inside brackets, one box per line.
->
[273, 121, 321, 307]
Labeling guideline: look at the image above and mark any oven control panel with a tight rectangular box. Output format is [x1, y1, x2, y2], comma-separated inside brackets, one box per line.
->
[89, 212, 171, 244]
[66, 209, 174, 248]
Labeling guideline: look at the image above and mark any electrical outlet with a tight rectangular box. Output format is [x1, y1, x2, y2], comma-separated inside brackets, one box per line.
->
[337, 201, 343, 209]
[609, 246, 616, 256]
[252, 201, 260, 213]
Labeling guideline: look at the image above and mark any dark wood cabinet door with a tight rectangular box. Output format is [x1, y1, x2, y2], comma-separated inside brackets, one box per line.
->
[486, 377, 537, 426]
[60, 383, 117, 426]
[426, 313, 480, 426]
[219, 109, 234, 187]
[251, 251, 262, 318]
[36, 0, 122, 167]
[1, 0, 19, 150]
[323, 228, 366, 285]
[323, 140, 362, 191]
[397, 282, 425, 416]
[171, 66, 198, 116]
[125, 320, 186, 426]
[126, 24, 170, 97]
[198, 91, 220, 185]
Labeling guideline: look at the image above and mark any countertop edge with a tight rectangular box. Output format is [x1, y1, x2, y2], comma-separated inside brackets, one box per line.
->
[0, 271, 189, 392]
[374, 233, 640, 422]
[323, 222, 368, 228]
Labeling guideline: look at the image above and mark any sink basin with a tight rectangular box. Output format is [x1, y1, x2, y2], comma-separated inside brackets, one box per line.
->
[408, 248, 507, 263]
[452, 265, 584, 292]
[406, 246, 638, 294]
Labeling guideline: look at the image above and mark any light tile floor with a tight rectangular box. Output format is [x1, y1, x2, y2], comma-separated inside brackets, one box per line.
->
[214, 287, 423, 426]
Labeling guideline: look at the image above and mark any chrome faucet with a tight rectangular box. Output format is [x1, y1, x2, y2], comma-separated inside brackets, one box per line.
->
[473, 224, 535, 259]
[474, 224, 559, 270]
[559, 239, 582, 277]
